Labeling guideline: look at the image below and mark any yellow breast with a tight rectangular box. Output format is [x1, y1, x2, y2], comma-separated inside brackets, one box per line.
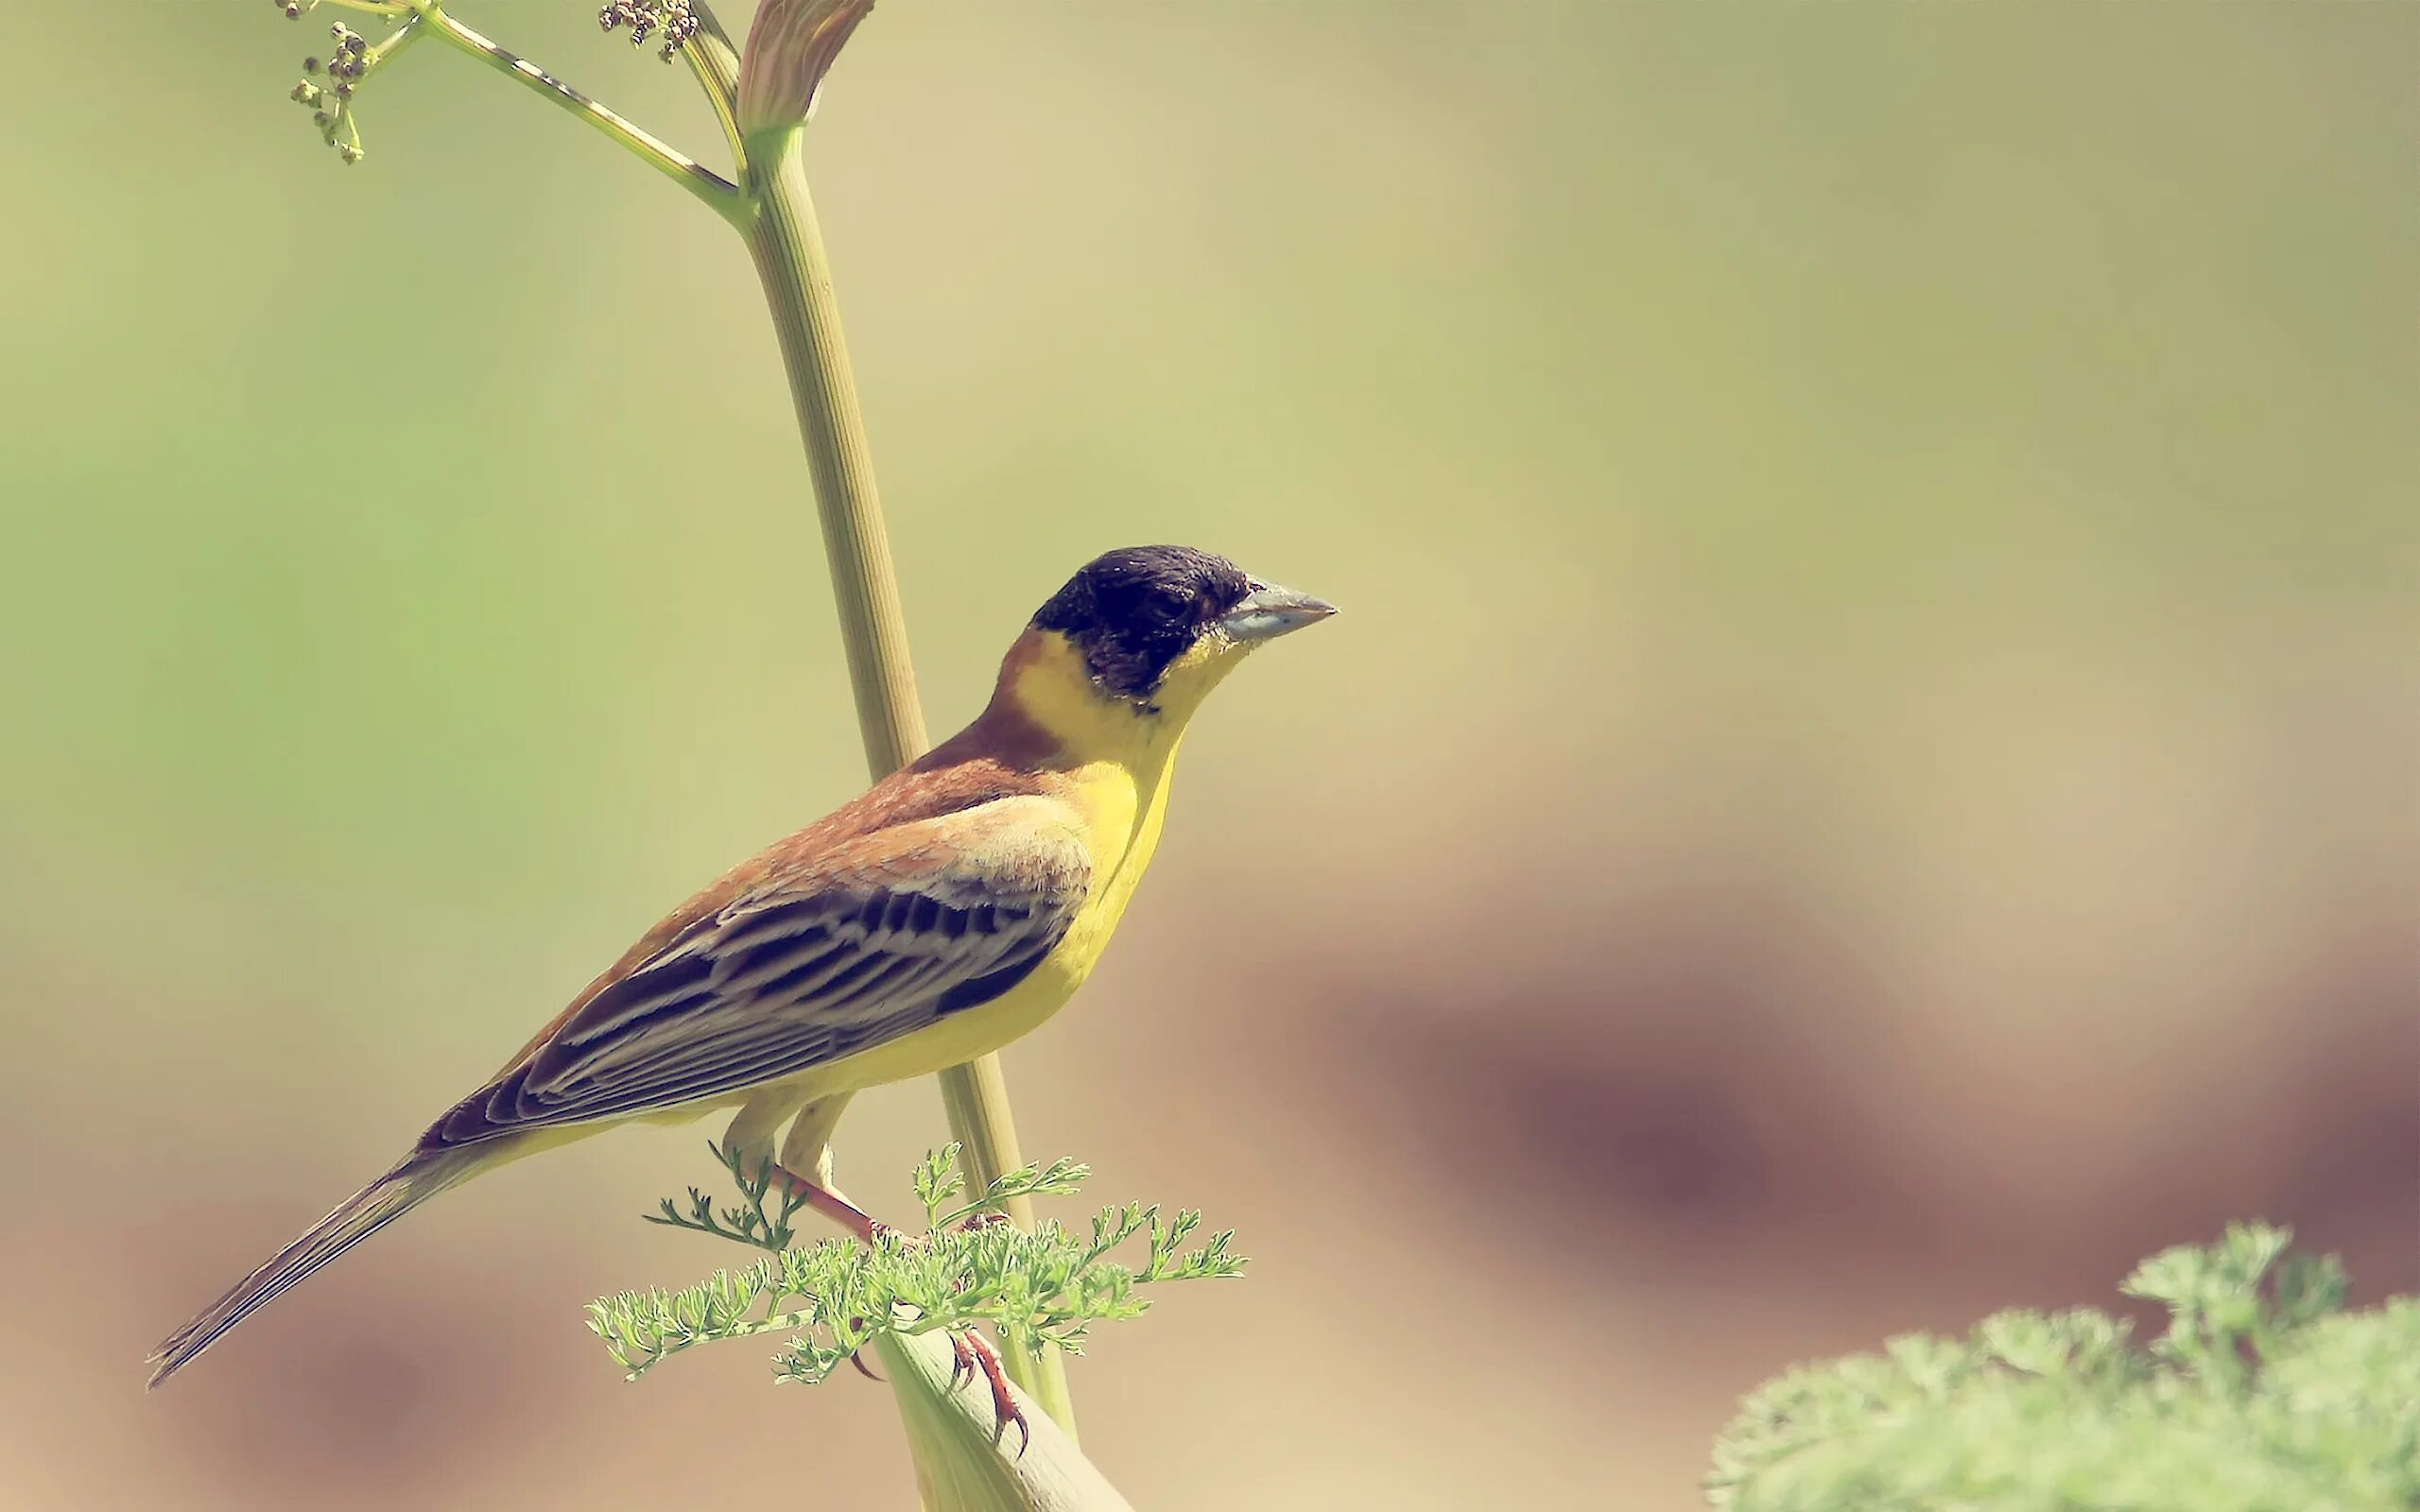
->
[789, 629, 1212, 1096]
[1040, 750, 1175, 994]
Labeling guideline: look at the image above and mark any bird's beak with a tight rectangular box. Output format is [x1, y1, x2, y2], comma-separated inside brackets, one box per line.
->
[1217, 581, 1338, 644]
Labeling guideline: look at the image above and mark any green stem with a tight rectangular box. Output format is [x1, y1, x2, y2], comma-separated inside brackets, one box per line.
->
[710, 27, 1080, 1440]
[735, 146, 929, 769]
[674, 3, 749, 174]
[414, 0, 1080, 1437]
[412, 4, 744, 225]
[363, 12, 425, 73]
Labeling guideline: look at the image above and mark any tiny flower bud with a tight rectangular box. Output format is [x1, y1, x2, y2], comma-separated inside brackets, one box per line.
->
[313, 110, 331, 127]
[284, 3, 302, 17]
[304, 56, 321, 72]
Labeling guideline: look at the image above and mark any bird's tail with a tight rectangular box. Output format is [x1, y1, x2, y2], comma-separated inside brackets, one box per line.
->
[146, 1148, 477, 1389]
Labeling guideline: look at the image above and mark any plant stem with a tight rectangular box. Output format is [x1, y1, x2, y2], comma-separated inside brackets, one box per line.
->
[688, 2, 1081, 1438]
[736, 135, 1080, 1441]
[739, 146, 931, 770]
[878, 1332, 1132, 1512]
[413, 4, 743, 223]
[319, 0, 1080, 1443]
[363, 12, 426, 74]
[675, 5, 748, 174]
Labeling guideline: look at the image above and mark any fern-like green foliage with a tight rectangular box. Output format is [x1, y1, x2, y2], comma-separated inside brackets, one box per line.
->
[586, 1143, 1245, 1387]
[1706, 1224, 2420, 1512]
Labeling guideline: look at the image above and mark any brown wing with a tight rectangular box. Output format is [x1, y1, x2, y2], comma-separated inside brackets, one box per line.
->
[424, 798, 1090, 1148]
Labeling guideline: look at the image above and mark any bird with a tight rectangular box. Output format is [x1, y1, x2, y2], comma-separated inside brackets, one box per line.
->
[147, 543, 1334, 1391]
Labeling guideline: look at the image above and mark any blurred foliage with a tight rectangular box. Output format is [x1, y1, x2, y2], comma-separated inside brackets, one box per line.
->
[1706, 1226, 2420, 1512]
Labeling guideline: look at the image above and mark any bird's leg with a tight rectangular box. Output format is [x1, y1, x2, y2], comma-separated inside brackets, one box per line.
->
[767, 1095, 899, 1243]
[761, 1160, 888, 1245]
[756, 1161, 896, 1384]
[949, 1330, 1030, 1457]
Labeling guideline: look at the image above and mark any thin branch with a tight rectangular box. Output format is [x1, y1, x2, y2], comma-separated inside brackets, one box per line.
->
[709, 0, 1083, 1439]
[363, 11, 425, 74]
[411, 3, 744, 224]
[679, 0, 750, 177]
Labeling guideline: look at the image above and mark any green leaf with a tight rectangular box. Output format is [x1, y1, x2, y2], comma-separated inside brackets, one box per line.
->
[1709, 1229, 2418, 1512]
[595, 1148, 1246, 1396]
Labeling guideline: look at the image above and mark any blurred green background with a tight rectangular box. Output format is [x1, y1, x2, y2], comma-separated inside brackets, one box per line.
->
[1, 3, 2412, 1508]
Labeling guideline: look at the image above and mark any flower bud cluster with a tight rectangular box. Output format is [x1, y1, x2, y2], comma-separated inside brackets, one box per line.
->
[289, 20, 374, 163]
[598, 0, 702, 63]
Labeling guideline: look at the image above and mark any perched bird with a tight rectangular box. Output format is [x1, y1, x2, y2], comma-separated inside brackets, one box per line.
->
[148, 544, 1333, 1389]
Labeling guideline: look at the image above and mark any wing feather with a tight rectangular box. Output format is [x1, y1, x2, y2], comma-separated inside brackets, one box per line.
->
[426, 799, 1090, 1149]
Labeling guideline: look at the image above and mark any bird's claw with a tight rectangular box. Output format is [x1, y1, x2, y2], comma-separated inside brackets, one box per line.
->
[948, 1331, 1029, 1458]
[870, 1211, 1010, 1251]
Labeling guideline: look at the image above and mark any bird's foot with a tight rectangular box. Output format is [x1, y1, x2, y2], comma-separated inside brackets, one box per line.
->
[866, 1211, 1010, 1250]
[947, 1330, 1029, 1457]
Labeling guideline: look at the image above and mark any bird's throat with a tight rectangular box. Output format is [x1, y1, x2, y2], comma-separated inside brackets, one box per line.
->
[989, 628, 1189, 917]
[995, 629, 1198, 774]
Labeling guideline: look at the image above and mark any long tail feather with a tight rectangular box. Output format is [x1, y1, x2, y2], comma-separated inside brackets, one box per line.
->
[146, 1150, 475, 1388]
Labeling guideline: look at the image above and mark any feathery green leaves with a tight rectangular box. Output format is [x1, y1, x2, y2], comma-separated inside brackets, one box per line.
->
[1706, 1225, 2419, 1512]
[587, 1143, 1246, 1389]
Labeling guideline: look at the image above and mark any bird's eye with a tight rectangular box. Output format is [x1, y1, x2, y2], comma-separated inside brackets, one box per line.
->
[1140, 587, 1191, 626]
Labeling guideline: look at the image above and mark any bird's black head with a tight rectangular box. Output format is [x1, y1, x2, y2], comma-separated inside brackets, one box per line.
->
[1029, 545, 1333, 706]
